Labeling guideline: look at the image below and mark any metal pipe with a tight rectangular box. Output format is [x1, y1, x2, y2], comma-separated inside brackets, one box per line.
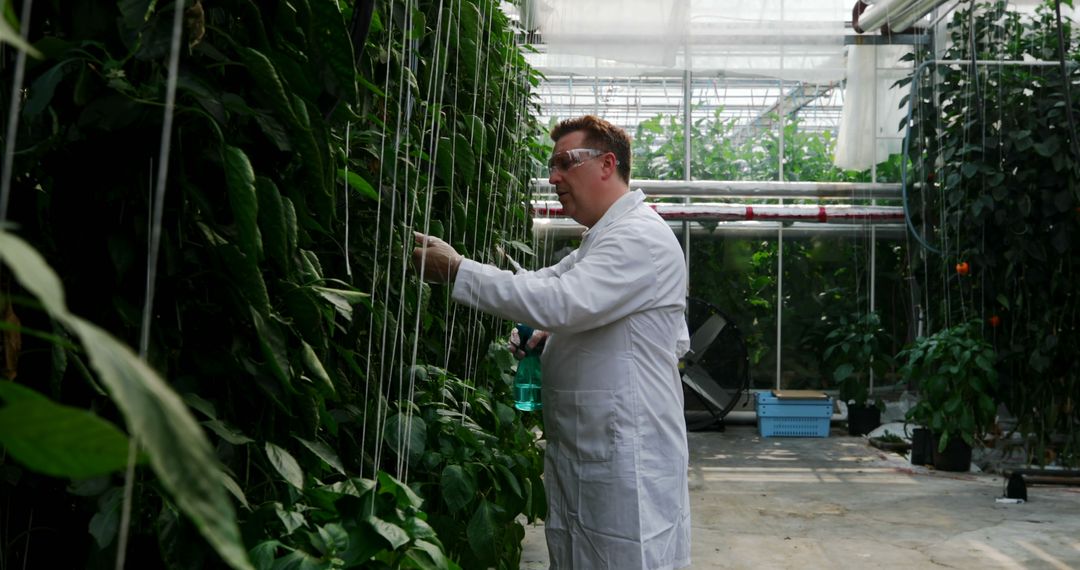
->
[683, 68, 692, 293]
[533, 202, 905, 222]
[890, 0, 945, 32]
[533, 220, 908, 239]
[856, 0, 918, 33]
[531, 179, 903, 199]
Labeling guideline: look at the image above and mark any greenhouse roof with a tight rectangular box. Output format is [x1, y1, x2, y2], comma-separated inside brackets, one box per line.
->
[509, 0, 1069, 168]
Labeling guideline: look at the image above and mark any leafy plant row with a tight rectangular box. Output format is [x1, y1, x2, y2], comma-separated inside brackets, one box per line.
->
[1, 0, 544, 568]
[905, 1, 1080, 465]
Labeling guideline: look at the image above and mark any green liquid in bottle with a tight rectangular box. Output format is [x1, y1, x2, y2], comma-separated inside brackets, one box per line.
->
[513, 325, 542, 412]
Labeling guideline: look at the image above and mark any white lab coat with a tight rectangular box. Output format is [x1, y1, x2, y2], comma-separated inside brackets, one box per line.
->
[452, 190, 691, 570]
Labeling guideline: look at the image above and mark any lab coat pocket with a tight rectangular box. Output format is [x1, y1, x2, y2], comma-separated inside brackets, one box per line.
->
[568, 390, 617, 462]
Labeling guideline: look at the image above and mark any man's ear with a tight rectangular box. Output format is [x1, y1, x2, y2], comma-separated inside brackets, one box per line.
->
[601, 153, 619, 180]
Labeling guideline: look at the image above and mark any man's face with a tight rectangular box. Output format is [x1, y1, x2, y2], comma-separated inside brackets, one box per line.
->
[548, 131, 606, 227]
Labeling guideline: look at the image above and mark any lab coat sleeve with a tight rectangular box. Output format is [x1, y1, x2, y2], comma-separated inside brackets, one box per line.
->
[513, 249, 579, 278]
[452, 228, 677, 334]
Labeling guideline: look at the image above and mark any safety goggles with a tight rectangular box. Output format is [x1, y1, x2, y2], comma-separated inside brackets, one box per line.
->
[547, 148, 615, 175]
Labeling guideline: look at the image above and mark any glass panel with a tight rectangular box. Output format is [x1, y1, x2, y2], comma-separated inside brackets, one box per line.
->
[687, 227, 779, 390]
[777, 227, 908, 393]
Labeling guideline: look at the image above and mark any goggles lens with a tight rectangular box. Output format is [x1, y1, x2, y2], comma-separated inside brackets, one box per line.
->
[548, 148, 608, 174]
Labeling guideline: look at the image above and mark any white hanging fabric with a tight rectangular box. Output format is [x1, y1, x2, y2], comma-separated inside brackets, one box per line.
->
[834, 44, 910, 171]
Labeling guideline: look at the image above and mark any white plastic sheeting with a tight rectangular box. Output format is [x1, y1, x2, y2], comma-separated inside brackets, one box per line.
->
[523, 0, 850, 82]
[834, 44, 910, 170]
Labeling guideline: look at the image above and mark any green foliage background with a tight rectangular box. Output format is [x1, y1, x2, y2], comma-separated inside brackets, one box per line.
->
[625, 112, 909, 390]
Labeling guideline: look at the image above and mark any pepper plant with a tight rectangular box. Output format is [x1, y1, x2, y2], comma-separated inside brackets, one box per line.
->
[904, 1, 1080, 465]
[1, 0, 545, 567]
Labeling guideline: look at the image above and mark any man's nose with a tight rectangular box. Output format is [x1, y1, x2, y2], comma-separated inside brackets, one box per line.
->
[548, 168, 561, 185]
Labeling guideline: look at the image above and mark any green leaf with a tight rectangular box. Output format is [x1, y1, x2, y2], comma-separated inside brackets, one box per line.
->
[337, 169, 378, 201]
[251, 308, 294, 393]
[295, 436, 346, 475]
[265, 442, 304, 490]
[255, 177, 289, 271]
[495, 464, 523, 498]
[300, 341, 336, 398]
[220, 245, 270, 314]
[274, 503, 306, 535]
[203, 420, 255, 445]
[307, 0, 358, 105]
[466, 500, 498, 564]
[467, 114, 486, 151]
[249, 540, 281, 570]
[435, 138, 455, 185]
[282, 196, 299, 256]
[240, 47, 297, 127]
[268, 549, 325, 570]
[407, 539, 450, 570]
[0, 11, 42, 58]
[224, 146, 261, 262]
[219, 470, 251, 510]
[118, 0, 153, 29]
[310, 286, 371, 323]
[315, 523, 349, 556]
[384, 413, 426, 463]
[367, 515, 409, 549]
[440, 464, 475, 513]
[183, 393, 218, 419]
[310, 286, 370, 306]
[23, 61, 73, 119]
[507, 239, 535, 256]
[454, 132, 476, 186]
[832, 363, 854, 383]
[377, 471, 423, 509]
[88, 488, 123, 548]
[0, 231, 249, 566]
[67, 316, 252, 569]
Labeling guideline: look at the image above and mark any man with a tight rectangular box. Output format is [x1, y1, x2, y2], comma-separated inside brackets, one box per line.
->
[413, 115, 690, 570]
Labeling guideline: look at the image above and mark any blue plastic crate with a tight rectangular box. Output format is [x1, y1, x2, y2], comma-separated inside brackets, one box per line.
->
[756, 391, 832, 438]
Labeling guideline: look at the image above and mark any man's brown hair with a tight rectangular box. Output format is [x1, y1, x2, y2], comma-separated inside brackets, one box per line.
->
[550, 115, 631, 184]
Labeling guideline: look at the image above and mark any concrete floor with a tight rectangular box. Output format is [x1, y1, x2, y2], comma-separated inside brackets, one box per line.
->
[520, 424, 1080, 569]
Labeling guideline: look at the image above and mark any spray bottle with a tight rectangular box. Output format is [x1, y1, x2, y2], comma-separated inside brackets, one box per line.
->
[513, 324, 543, 411]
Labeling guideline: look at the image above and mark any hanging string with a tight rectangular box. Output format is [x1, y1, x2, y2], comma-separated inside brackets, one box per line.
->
[458, 0, 500, 390]
[115, 2, 187, 568]
[472, 28, 529, 366]
[0, 0, 35, 223]
[360, 0, 400, 482]
[440, 0, 498, 391]
[344, 122, 353, 279]
[371, 0, 414, 482]
[440, 0, 463, 375]
[404, 0, 452, 482]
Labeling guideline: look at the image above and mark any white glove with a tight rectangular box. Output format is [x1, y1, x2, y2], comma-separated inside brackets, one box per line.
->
[412, 232, 463, 284]
[508, 327, 549, 360]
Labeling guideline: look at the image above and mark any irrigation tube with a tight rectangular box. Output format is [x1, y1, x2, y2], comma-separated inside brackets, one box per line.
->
[900, 59, 1073, 255]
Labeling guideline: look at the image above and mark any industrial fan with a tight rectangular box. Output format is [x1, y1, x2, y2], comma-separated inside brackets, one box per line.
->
[680, 297, 751, 431]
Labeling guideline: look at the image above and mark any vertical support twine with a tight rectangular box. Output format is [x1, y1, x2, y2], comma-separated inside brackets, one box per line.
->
[116, 1, 187, 569]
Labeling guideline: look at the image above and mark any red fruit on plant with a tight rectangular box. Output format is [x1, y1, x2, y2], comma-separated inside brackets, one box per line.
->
[956, 262, 970, 276]
[989, 315, 1001, 327]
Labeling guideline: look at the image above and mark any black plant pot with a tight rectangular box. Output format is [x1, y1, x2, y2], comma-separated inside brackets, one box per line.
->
[847, 404, 881, 436]
[910, 427, 933, 466]
[932, 434, 972, 472]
